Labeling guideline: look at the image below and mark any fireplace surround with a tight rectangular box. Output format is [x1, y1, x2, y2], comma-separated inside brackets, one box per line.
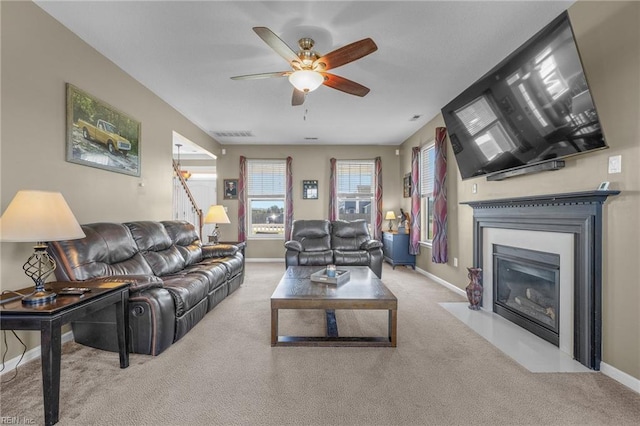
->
[462, 190, 619, 370]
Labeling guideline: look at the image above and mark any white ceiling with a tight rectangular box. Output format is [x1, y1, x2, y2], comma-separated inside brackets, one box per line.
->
[36, 0, 575, 147]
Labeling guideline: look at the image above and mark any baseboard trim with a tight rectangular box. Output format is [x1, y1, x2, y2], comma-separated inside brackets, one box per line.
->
[246, 258, 285, 263]
[415, 266, 466, 298]
[0, 330, 74, 377]
[600, 362, 640, 394]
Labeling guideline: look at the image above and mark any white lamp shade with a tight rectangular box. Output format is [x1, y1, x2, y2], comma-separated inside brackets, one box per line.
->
[0, 190, 85, 242]
[204, 205, 231, 224]
[288, 70, 324, 92]
[385, 211, 397, 220]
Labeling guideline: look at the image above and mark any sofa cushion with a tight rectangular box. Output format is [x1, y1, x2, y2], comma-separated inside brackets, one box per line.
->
[48, 223, 154, 281]
[182, 262, 228, 292]
[160, 273, 209, 317]
[162, 220, 204, 266]
[290, 220, 331, 251]
[334, 250, 370, 266]
[331, 220, 371, 251]
[126, 221, 186, 276]
[201, 254, 244, 278]
[297, 250, 334, 266]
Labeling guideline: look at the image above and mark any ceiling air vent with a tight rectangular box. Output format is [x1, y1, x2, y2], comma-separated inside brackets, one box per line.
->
[212, 131, 254, 138]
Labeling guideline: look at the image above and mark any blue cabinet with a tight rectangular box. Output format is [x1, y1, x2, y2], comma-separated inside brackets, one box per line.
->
[382, 231, 416, 269]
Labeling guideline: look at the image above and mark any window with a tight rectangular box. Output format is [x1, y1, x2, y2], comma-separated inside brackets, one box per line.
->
[247, 159, 286, 239]
[455, 96, 517, 162]
[420, 143, 435, 243]
[336, 160, 374, 230]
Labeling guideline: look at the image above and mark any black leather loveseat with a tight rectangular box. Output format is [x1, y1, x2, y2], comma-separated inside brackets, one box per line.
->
[284, 219, 383, 278]
[47, 220, 244, 355]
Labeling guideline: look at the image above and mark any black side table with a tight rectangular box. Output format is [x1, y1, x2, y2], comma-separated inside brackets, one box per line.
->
[0, 281, 130, 426]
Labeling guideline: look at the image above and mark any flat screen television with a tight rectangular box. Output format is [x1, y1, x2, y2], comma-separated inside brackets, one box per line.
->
[441, 11, 607, 181]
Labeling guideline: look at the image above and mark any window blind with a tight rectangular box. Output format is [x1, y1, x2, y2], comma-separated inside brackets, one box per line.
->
[247, 159, 286, 198]
[455, 96, 497, 136]
[336, 160, 374, 196]
[420, 144, 435, 197]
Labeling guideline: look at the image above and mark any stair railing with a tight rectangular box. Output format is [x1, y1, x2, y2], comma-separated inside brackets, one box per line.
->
[172, 160, 203, 238]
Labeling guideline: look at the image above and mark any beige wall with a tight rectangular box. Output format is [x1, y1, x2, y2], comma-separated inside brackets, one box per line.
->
[216, 144, 400, 258]
[0, 2, 220, 357]
[400, 1, 639, 380]
[1, 0, 637, 383]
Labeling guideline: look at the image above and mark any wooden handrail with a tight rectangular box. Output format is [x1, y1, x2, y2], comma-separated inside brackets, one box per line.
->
[172, 160, 203, 237]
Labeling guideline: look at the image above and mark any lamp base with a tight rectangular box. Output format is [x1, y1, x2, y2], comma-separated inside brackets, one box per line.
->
[22, 289, 57, 305]
[210, 225, 220, 244]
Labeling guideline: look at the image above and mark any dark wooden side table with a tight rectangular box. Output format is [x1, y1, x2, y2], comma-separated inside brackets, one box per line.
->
[0, 281, 130, 426]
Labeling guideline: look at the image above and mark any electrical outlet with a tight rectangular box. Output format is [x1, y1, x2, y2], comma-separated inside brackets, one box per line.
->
[608, 155, 622, 174]
[472, 184, 478, 194]
[453, 257, 458, 267]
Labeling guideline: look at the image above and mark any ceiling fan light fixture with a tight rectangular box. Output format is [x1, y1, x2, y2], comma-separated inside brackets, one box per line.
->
[289, 70, 324, 93]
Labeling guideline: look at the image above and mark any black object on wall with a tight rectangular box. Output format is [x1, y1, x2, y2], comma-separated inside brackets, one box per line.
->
[442, 11, 608, 181]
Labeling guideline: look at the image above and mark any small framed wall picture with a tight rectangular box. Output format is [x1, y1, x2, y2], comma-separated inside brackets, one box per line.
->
[403, 173, 411, 198]
[597, 181, 610, 191]
[303, 180, 318, 199]
[223, 179, 238, 199]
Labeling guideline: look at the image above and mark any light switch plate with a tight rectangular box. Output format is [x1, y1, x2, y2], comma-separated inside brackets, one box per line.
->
[608, 155, 622, 174]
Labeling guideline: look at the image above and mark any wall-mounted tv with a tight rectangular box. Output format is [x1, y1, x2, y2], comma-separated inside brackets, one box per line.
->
[441, 11, 607, 181]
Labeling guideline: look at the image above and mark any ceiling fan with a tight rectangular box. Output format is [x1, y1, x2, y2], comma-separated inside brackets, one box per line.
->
[231, 27, 378, 106]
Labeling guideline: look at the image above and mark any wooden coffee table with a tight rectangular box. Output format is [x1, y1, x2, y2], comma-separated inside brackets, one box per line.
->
[271, 266, 397, 347]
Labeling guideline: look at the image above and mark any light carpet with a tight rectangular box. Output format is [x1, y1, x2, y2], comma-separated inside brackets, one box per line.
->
[1, 262, 639, 425]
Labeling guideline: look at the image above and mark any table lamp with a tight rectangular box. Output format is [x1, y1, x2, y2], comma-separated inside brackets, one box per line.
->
[0, 190, 86, 305]
[204, 205, 230, 244]
[385, 211, 396, 231]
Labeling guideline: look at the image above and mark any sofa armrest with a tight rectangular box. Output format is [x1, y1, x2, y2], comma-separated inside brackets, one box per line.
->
[360, 240, 383, 251]
[284, 240, 303, 252]
[202, 244, 239, 258]
[77, 274, 163, 292]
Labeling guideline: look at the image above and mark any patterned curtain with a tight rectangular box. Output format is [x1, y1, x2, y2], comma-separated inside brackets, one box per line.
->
[328, 158, 338, 221]
[373, 156, 383, 240]
[409, 147, 421, 255]
[432, 127, 448, 263]
[238, 156, 247, 242]
[285, 156, 293, 240]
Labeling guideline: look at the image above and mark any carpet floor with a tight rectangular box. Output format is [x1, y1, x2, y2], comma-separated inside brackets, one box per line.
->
[1, 262, 639, 425]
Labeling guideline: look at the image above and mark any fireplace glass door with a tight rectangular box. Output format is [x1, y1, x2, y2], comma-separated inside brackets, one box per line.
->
[493, 244, 560, 346]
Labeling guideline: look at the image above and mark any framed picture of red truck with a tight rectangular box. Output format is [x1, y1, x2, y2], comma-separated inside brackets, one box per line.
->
[66, 83, 141, 176]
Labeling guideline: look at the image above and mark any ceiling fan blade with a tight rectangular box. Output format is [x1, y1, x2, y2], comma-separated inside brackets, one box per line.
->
[253, 27, 300, 65]
[292, 89, 305, 106]
[231, 71, 291, 80]
[313, 38, 378, 71]
[321, 73, 370, 97]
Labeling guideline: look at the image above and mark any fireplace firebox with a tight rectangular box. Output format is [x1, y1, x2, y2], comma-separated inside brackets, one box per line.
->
[493, 244, 560, 346]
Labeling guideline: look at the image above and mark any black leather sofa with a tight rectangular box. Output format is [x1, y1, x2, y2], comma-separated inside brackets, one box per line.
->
[47, 220, 244, 355]
[284, 219, 383, 278]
